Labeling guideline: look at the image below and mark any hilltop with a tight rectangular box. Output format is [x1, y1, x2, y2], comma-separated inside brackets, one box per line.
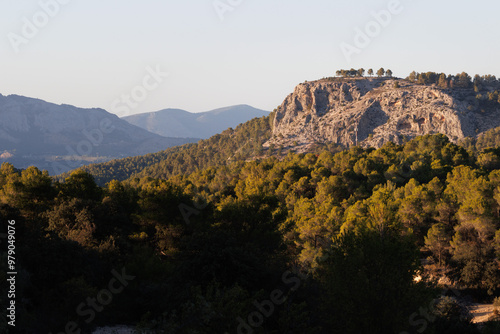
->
[265, 75, 500, 152]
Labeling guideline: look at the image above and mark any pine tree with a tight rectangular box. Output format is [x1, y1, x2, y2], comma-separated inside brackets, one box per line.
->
[438, 73, 448, 89]
[425, 223, 449, 266]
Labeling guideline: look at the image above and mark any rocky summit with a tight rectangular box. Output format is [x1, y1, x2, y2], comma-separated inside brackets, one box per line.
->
[265, 77, 500, 151]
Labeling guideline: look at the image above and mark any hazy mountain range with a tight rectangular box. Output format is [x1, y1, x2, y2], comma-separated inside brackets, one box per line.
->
[122, 105, 270, 139]
[0, 94, 267, 174]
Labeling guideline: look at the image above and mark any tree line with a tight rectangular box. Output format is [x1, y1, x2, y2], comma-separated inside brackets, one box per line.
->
[335, 67, 393, 78]
[333, 68, 500, 95]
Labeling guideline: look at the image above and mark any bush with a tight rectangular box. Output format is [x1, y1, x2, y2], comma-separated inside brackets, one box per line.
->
[493, 296, 500, 308]
[431, 296, 479, 334]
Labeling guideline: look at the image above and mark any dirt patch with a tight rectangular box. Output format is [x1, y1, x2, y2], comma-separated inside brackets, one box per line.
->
[470, 303, 495, 323]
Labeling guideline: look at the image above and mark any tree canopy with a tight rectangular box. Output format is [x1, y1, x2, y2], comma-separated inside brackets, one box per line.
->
[4, 133, 500, 333]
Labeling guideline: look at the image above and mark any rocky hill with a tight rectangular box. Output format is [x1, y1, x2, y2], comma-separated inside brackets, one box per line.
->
[265, 77, 500, 151]
[123, 105, 269, 139]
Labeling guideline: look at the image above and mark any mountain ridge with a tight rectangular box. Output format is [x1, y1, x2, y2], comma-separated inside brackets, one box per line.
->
[122, 104, 269, 139]
[0, 94, 198, 174]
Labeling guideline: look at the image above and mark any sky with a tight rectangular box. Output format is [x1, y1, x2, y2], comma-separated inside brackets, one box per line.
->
[1, 0, 499, 117]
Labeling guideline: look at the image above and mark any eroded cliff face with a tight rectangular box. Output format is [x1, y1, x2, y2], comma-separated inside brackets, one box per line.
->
[265, 78, 500, 151]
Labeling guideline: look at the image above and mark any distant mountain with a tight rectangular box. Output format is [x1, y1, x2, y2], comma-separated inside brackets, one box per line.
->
[0, 94, 198, 174]
[122, 104, 270, 139]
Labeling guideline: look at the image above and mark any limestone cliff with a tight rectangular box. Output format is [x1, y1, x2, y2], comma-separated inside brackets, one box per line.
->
[265, 78, 500, 151]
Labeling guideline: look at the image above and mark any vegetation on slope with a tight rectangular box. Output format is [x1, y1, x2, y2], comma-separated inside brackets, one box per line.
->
[4, 134, 500, 333]
[61, 114, 274, 186]
[461, 126, 500, 155]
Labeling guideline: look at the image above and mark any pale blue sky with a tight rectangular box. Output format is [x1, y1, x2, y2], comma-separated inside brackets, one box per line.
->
[1, 0, 499, 116]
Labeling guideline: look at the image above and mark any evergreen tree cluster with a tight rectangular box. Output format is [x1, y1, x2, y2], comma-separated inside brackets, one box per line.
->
[334, 67, 392, 78]
[407, 71, 500, 92]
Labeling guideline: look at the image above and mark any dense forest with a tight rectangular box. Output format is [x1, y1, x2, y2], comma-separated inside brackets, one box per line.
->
[3, 134, 500, 333]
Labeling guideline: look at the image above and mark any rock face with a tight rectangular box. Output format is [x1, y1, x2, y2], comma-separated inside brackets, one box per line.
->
[265, 78, 500, 151]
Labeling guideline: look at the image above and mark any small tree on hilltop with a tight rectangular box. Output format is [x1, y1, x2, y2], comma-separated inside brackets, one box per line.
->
[438, 73, 448, 89]
[368, 68, 374, 77]
[386, 69, 393, 78]
[408, 71, 417, 82]
[377, 68, 385, 77]
[456, 72, 472, 88]
[348, 68, 358, 77]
